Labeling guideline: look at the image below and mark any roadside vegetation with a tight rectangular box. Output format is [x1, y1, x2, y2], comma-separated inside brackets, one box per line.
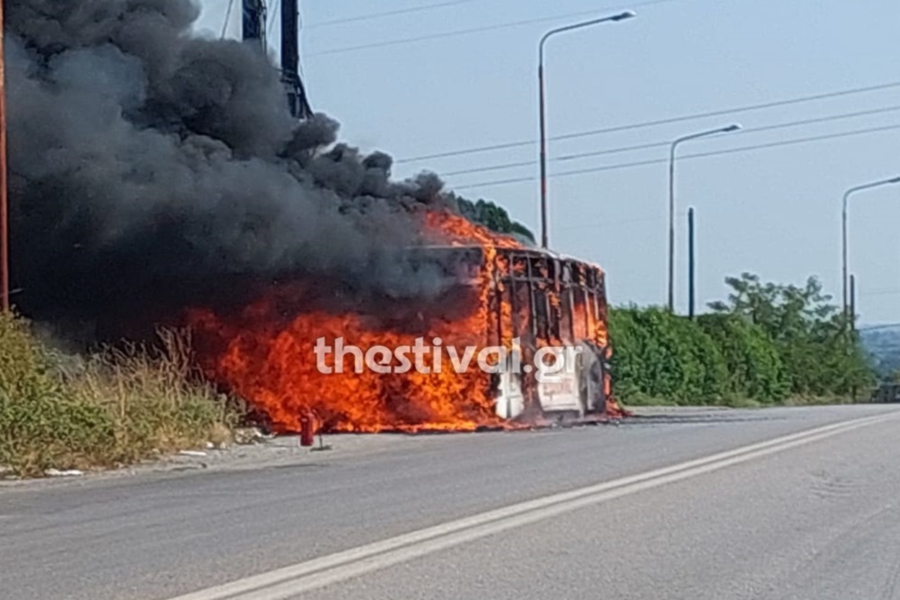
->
[609, 273, 876, 407]
[0, 312, 239, 477]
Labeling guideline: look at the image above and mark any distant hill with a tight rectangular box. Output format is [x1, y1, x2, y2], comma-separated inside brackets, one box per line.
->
[859, 325, 900, 380]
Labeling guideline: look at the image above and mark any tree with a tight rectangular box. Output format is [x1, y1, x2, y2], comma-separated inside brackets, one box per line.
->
[446, 194, 536, 244]
[708, 273, 874, 396]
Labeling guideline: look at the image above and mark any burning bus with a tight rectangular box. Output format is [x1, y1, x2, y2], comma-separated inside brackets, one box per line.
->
[5, 0, 624, 434]
[187, 210, 623, 433]
[405, 242, 615, 424]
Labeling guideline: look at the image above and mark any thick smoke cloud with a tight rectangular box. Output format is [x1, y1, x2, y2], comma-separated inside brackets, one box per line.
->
[6, 0, 454, 337]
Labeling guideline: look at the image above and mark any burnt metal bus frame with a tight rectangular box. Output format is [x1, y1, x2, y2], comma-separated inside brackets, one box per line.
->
[488, 247, 607, 350]
[418, 244, 611, 418]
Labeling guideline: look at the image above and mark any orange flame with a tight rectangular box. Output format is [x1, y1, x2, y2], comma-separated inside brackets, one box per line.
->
[187, 210, 526, 433]
[186, 209, 627, 431]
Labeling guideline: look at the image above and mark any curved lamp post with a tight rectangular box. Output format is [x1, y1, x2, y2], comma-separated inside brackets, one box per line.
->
[667, 124, 741, 312]
[538, 10, 636, 249]
[842, 176, 900, 329]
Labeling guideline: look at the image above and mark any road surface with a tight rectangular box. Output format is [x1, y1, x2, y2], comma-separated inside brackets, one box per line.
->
[2, 404, 900, 600]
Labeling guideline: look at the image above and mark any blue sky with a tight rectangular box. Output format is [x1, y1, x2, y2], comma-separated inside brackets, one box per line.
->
[194, 0, 900, 325]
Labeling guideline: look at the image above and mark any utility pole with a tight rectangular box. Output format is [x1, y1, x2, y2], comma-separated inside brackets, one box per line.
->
[242, 0, 312, 119]
[0, 0, 10, 313]
[687, 207, 696, 320]
[242, 0, 267, 50]
[281, 0, 313, 118]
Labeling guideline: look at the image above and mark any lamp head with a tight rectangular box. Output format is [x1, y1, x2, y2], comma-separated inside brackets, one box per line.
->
[610, 10, 637, 21]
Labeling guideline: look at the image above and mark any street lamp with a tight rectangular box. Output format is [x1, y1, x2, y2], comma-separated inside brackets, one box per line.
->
[842, 176, 900, 328]
[667, 124, 741, 313]
[0, 0, 8, 314]
[538, 10, 636, 250]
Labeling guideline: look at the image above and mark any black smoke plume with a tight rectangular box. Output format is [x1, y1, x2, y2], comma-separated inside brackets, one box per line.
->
[5, 0, 457, 340]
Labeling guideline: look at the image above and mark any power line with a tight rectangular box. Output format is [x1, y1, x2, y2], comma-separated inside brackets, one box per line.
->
[398, 80, 900, 164]
[442, 104, 900, 178]
[268, 0, 282, 37]
[306, 0, 486, 29]
[221, 0, 237, 39]
[307, 0, 673, 57]
[443, 141, 662, 177]
[450, 123, 900, 191]
[557, 211, 687, 232]
[860, 290, 900, 298]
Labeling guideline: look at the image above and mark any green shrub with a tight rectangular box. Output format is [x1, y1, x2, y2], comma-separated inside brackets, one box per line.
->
[698, 314, 789, 403]
[778, 333, 874, 397]
[0, 312, 116, 475]
[0, 313, 239, 477]
[609, 273, 877, 408]
[609, 307, 728, 405]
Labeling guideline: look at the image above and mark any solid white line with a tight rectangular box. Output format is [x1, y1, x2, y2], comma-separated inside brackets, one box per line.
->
[168, 412, 898, 600]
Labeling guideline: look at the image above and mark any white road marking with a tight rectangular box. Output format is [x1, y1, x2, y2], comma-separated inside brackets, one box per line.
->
[168, 412, 899, 600]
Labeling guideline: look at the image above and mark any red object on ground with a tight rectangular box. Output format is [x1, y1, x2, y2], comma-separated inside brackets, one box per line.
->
[299, 411, 315, 447]
[606, 398, 633, 419]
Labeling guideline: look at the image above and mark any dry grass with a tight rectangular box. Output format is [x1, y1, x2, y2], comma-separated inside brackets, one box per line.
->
[0, 312, 241, 477]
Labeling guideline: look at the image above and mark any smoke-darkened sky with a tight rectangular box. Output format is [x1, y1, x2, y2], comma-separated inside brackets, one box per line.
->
[7, 0, 460, 331]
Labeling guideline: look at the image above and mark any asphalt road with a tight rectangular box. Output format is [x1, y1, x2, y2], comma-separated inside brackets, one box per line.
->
[2, 404, 900, 600]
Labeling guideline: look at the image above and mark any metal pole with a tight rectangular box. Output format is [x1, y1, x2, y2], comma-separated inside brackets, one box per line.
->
[666, 124, 741, 313]
[849, 274, 857, 403]
[242, 0, 267, 50]
[282, 0, 299, 117]
[0, 0, 9, 314]
[841, 176, 900, 332]
[281, 0, 312, 118]
[537, 11, 635, 250]
[538, 56, 548, 249]
[667, 143, 676, 312]
[688, 207, 695, 320]
[842, 191, 849, 326]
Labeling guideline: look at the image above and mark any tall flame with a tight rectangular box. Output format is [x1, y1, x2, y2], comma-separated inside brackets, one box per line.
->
[187, 210, 525, 433]
[186, 209, 626, 432]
